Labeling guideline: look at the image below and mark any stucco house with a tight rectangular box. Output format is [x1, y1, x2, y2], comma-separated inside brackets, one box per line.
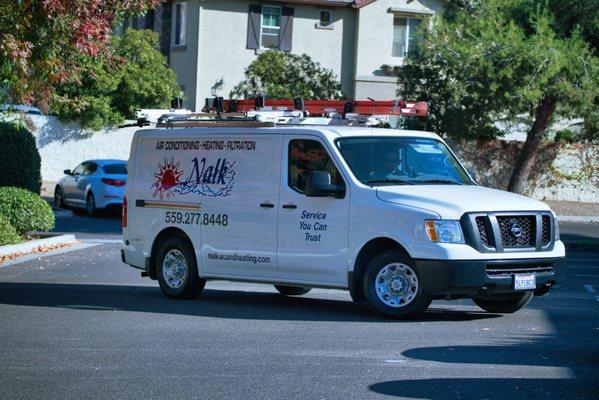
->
[165, 0, 444, 111]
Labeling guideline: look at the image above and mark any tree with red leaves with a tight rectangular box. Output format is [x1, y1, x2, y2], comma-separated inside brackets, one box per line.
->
[0, 0, 163, 111]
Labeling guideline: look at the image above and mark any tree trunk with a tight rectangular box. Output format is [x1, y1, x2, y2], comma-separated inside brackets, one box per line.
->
[507, 95, 557, 194]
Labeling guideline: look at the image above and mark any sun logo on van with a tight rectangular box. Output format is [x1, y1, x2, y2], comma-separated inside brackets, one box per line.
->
[151, 157, 183, 199]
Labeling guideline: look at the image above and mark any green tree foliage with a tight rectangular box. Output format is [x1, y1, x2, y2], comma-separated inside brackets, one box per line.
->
[0, 0, 163, 109]
[112, 29, 181, 119]
[231, 50, 343, 99]
[51, 29, 179, 130]
[0, 187, 54, 236]
[0, 122, 41, 194]
[397, 0, 599, 193]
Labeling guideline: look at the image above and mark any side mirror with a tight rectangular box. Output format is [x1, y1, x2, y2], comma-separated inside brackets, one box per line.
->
[467, 168, 477, 183]
[63, 169, 72, 175]
[305, 171, 345, 198]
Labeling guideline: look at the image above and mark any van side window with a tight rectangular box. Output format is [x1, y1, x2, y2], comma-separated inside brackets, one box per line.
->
[288, 139, 343, 193]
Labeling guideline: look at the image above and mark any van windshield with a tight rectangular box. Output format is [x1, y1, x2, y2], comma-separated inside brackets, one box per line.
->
[335, 137, 473, 186]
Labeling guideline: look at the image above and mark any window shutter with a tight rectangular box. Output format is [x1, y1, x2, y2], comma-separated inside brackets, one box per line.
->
[247, 4, 261, 49]
[279, 7, 294, 51]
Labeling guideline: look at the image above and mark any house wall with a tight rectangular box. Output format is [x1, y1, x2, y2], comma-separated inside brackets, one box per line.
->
[175, 0, 356, 111]
[354, 0, 444, 99]
[169, 1, 202, 110]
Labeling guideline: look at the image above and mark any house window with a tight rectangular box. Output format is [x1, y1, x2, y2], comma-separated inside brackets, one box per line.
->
[261, 6, 281, 49]
[392, 16, 423, 58]
[319, 10, 332, 27]
[174, 2, 186, 46]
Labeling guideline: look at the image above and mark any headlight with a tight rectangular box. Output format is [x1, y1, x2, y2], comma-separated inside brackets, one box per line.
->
[425, 220, 465, 243]
[554, 218, 560, 241]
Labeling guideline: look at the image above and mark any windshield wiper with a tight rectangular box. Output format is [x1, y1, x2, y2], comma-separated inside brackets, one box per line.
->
[417, 179, 463, 185]
[365, 179, 415, 185]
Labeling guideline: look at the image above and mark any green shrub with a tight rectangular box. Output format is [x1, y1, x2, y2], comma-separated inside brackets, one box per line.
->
[0, 122, 42, 193]
[0, 187, 54, 235]
[0, 214, 21, 246]
[554, 129, 576, 143]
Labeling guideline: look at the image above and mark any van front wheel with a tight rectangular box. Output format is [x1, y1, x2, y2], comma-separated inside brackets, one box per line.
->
[473, 291, 533, 314]
[274, 285, 311, 296]
[362, 250, 431, 319]
[156, 236, 205, 299]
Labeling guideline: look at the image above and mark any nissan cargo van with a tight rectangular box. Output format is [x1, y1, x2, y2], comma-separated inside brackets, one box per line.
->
[121, 124, 565, 318]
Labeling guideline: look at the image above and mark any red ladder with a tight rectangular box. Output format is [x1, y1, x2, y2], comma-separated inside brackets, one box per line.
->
[204, 98, 428, 117]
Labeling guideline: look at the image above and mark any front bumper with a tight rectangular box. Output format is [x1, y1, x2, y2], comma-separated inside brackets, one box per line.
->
[414, 257, 565, 297]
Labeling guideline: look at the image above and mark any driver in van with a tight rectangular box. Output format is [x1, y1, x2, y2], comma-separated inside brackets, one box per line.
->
[371, 150, 403, 179]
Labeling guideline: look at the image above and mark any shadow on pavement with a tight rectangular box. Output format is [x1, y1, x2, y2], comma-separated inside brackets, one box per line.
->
[52, 213, 121, 236]
[401, 342, 599, 368]
[0, 282, 500, 323]
[369, 378, 599, 399]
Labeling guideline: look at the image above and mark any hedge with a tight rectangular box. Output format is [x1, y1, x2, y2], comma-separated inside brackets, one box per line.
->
[0, 214, 21, 246]
[0, 122, 42, 194]
[0, 187, 54, 235]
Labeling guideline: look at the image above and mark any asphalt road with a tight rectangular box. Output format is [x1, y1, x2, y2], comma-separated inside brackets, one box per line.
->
[0, 215, 598, 399]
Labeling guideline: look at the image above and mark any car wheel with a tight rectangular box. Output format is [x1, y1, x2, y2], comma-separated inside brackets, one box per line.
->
[85, 193, 96, 217]
[274, 285, 311, 296]
[362, 249, 432, 319]
[156, 236, 205, 299]
[473, 291, 533, 314]
[54, 186, 65, 209]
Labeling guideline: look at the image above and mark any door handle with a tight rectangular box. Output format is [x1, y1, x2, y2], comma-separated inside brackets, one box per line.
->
[260, 202, 275, 208]
[282, 204, 297, 209]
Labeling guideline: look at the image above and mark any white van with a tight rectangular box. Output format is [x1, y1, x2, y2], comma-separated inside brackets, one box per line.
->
[121, 124, 565, 318]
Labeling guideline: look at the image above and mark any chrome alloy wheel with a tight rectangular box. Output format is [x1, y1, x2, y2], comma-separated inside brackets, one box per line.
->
[374, 263, 419, 308]
[162, 249, 188, 289]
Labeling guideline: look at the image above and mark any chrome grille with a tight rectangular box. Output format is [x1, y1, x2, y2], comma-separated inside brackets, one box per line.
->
[541, 215, 551, 246]
[486, 263, 554, 276]
[496, 216, 536, 248]
[475, 217, 491, 247]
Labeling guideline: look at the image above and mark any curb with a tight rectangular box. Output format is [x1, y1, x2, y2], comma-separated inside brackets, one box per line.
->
[0, 234, 77, 258]
[557, 215, 599, 223]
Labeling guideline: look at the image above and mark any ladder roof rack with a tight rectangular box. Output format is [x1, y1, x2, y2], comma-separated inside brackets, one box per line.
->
[153, 97, 429, 129]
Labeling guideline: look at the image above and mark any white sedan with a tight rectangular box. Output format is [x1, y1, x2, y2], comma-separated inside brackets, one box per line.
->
[54, 159, 127, 216]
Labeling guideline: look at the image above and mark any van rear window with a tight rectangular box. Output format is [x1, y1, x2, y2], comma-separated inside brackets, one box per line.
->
[102, 163, 127, 175]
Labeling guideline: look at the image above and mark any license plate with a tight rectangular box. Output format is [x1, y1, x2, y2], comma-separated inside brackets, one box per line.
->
[514, 274, 536, 290]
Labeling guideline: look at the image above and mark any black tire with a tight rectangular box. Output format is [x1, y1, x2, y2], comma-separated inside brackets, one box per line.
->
[54, 186, 65, 209]
[473, 291, 533, 314]
[274, 285, 311, 296]
[362, 249, 432, 319]
[85, 192, 96, 217]
[156, 236, 205, 299]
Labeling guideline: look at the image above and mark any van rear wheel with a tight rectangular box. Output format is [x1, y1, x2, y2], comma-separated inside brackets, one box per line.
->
[473, 291, 533, 314]
[362, 249, 431, 319]
[274, 285, 311, 296]
[156, 236, 205, 299]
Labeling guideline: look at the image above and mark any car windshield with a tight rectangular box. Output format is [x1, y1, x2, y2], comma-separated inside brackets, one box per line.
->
[102, 163, 127, 175]
[335, 136, 472, 186]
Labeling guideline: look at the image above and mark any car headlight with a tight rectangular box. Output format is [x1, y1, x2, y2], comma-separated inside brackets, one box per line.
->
[425, 220, 465, 244]
[554, 218, 560, 241]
